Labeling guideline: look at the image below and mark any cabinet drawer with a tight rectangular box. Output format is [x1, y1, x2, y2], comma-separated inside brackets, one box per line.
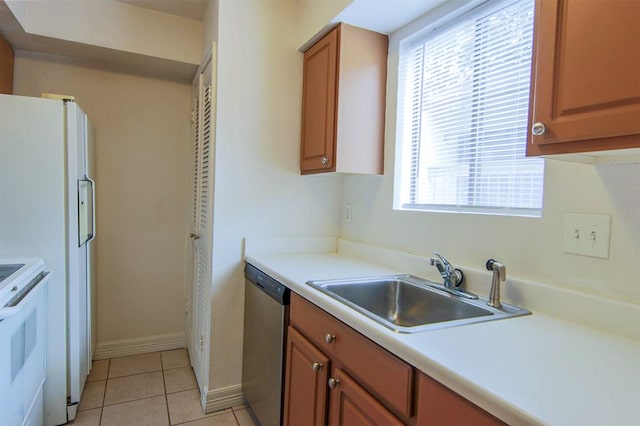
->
[291, 293, 413, 418]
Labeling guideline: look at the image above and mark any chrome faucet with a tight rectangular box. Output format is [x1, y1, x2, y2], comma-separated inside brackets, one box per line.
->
[429, 252, 463, 289]
[486, 259, 506, 309]
[428, 252, 477, 300]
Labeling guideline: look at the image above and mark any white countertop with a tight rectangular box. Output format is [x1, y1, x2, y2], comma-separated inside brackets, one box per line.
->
[246, 250, 640, 425]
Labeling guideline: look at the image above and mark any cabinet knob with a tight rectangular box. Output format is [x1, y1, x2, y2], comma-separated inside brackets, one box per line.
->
[531, 122, 547, 136]
[328, 377, 340, 389]
[312, 362, 323, 372]
[324, 333, 336, 344]
[189, 233, 200, 240]
[321, 156, 329, 166]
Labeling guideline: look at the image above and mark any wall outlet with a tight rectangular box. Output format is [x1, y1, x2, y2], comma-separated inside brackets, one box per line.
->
[344, 203, 352, 223]
[562, 213, 611, 259]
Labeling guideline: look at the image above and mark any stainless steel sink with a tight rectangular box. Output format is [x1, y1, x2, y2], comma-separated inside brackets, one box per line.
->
[306, 275, 529, 333]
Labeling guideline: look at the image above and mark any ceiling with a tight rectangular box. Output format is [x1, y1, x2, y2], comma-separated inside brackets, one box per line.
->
[1, 0, 453, 81]
[115, 0, 208, 21]
[0, 0, 202, 82]
[335, 0, 450, 34]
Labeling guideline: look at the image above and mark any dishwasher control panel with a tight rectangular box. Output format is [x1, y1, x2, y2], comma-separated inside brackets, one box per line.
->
[244, 263, 290, 304]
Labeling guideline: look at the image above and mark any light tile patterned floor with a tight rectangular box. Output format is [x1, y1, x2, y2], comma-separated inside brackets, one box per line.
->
[69, 349, 259, 426]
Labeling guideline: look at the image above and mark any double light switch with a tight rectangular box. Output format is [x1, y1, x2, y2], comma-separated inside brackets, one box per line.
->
[562, 213, 611, 259]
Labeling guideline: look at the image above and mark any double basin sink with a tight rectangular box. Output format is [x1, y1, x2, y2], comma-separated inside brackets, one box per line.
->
[307, 275, 529, 333]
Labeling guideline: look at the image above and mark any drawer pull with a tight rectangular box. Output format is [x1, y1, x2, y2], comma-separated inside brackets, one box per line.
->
[328, 377, 340, 389]
[325, 333, 336, 344]
[312, 362, 323, 372]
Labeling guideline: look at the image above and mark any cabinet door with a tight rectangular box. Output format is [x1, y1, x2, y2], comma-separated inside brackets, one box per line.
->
[328, 368, 404, 426]
[416, 373, 504, 426]
[300, 27, 338, 173]
[527, 0, 640, 156]
[283, 326, 330, 426]
[0, 34, 13, 94]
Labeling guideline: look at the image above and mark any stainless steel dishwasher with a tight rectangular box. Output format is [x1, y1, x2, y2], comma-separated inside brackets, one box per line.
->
[242, 263, 290, 426]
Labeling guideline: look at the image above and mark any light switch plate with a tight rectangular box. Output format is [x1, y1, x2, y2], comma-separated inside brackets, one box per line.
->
[563, 213, 611, 259]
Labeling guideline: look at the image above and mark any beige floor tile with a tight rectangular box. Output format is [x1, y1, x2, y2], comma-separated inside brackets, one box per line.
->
[167, 389, 209, 424]
[78, 380, 106, 411]
[162, 348, 190, 369]
[233, 408, 259, 426]
[231, 402, 248, 410]
[104, 371, 165, 406]
[87, 359, 109, 382]
[165, 366, 198, 394]
[101, 395, 169, 426]
[69, 408, 101, 425]
[109, 352, 162, 378]
[175, 410, 237, 426]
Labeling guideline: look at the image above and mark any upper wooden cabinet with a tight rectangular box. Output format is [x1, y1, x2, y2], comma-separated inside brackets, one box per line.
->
[527, 0, 640, 156]
[300, 23, 388, 174]
[0, 33, 14, 95]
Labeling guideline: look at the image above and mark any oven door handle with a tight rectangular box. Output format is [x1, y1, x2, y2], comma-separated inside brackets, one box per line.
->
[0, 271, 50, 321]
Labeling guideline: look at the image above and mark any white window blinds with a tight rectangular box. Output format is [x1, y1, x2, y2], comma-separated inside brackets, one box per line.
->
[395, 0, 544, 216]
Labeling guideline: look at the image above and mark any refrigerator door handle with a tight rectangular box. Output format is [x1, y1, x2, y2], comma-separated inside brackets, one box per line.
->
[86, 176, 96, 244]
[77, 178, 95, 246]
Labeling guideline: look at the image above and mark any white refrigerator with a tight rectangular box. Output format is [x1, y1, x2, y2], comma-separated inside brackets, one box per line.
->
[0, 94, 96, 425]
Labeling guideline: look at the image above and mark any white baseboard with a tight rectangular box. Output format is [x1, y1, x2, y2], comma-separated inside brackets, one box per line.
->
[202, 384, 245, 414]
[93, 332, 186, 360]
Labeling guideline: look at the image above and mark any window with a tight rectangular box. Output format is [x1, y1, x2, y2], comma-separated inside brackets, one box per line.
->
[394, 0, 544, 217]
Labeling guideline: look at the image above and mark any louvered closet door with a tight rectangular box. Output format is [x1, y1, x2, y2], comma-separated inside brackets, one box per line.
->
[192, 82, 213, 388]
[186, 80, 201, 366]
[188, 50, 215, 389]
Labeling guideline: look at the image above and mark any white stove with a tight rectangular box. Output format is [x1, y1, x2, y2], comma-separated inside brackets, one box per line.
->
[0, 258, 50, 426]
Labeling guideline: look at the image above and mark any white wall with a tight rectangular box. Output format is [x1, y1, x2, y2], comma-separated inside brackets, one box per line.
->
[341, 162, 640, 303]
[298, 0, 353, 45]
[201, 0, 218, 58]
[340, 22, 640, 304]
[202, 0, 354, 393]
[13, 52, 193, 344]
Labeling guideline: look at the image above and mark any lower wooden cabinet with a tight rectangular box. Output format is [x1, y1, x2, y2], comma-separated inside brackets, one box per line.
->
[283, 325, 403, 426]
[283, 326, 329, 426]
[328, 368, 403, 426]
[289, 293, 413, 418]
[416, 373, 505, 426]
[285, 293, 410, 425]
[284, 292, 506, 426]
